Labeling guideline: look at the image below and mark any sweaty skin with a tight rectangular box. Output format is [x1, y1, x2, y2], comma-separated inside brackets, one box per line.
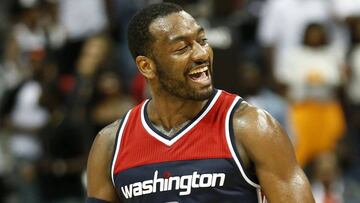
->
[86, 9, 315, 203]
[87, 120, 121, 203]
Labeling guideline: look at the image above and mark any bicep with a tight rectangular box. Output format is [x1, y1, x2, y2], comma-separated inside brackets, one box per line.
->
[253, 126, 312, 202]
[234, 105, 314, 203]
[86, 130, 121, 202]
[256, 162, 312, 203]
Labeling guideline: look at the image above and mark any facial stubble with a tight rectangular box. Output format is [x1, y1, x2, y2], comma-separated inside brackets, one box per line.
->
[154, 59, 213, 101]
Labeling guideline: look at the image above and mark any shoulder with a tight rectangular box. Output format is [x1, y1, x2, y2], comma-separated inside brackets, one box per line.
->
[233, 101, 280, 137]
[232, 101, 290, 162]
[232, 102, 314, 202]
[87, 119, 123, 201]
[88, 119, 122, 169]
[93, 119, 122, 154]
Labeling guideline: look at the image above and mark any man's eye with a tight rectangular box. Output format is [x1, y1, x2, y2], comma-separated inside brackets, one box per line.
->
[177, 45, 189, 52]
[199, 38, 208, 45]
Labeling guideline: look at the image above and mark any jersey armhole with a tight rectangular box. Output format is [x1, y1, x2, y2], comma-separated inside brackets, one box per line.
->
[225, 97, 260, 189]
[110, 110, 132, 187]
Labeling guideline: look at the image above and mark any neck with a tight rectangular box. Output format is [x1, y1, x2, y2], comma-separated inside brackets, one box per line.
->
[153, 120, 191, 137]
[147, 92, 208, 131]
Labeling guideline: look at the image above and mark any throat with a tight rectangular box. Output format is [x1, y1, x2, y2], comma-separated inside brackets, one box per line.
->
[153, 120, 190, 138]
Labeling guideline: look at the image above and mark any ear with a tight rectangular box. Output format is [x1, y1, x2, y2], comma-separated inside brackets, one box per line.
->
[136, 56, 156, 79]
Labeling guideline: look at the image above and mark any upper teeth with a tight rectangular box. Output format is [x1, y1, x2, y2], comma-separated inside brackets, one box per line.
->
[189, 66, 208, 75]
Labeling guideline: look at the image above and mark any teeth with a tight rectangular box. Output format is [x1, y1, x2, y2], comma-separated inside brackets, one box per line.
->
[189, 66, 208, 75]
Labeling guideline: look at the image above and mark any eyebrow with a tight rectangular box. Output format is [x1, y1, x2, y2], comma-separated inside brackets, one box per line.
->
[168, 26, 205, 43]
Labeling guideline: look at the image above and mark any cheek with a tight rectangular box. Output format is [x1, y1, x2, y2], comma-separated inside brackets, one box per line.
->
[204, 45, 213, 60]
[156, 59, 184, 78]
[166, 56, 189, 72]
[208, 46, 214, 57]
[207, 47, 214, 67]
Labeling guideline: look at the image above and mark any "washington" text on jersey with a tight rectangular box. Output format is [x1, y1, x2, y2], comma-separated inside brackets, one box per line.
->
[121, 170, 226, 199]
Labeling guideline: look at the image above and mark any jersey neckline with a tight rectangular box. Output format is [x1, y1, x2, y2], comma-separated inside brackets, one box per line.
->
[140, 89, 221, 146]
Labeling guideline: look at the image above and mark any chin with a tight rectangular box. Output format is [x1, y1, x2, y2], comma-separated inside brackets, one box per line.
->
[190, 85, 214, 101]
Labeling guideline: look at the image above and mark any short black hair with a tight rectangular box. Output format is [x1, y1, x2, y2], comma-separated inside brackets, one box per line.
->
[127, 2, 183, 60]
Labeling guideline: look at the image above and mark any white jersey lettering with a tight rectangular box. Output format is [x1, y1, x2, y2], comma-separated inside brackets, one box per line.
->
[121, 171, 226, 199]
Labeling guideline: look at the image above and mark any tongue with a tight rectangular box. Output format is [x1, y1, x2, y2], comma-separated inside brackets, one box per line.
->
[189, 71, 207, 81]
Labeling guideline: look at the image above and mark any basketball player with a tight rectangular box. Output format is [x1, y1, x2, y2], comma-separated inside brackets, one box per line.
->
[86, 3, 315, 203]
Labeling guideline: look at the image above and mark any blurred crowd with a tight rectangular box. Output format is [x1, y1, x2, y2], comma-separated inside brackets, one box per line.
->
[0, 0, 359, 202]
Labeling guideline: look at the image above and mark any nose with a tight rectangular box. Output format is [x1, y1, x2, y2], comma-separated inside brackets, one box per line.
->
[191, 42, 209, 62]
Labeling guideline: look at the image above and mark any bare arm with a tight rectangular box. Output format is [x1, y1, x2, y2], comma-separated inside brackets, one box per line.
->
[233, 102, 314, 203]
[86, 120, 122, 203]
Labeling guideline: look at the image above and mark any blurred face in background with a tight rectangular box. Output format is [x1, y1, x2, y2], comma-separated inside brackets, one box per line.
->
[22, 7, 40, 29]
[77, 36, 110, 77]
[97, 72, 122, 97]
[236, 62, 262, 97]
[303, 23, 328, 47]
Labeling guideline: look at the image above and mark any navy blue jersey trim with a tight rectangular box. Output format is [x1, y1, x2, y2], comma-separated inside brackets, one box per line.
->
[109, 114, 127, 183]
[143, 89, 218, 141]
[228, 99, 259, 184]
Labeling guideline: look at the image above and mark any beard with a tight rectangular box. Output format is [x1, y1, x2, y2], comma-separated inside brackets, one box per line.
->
[155, 60, 213, 101]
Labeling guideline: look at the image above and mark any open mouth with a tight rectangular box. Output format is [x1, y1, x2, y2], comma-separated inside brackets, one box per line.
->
[188, 66, 210, 81]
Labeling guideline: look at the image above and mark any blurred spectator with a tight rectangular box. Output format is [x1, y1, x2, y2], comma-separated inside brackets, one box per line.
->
[3, 0, 46, 89]
[311, 152, 344, 203]
[1, 40, 51, 203]
[69, 34, 113, 128]
[346, 16, 360, 109]
[40, 0, 66, 63]
[76, 35, 111, 81]
[341, 15, 360, 203]
[191, 0, 252, 93]
[236, 60, 290, 138]
[58, 0, 107, 41]
[0, 0, 13, 60]
[281, 22, 346, 166]
[57, 0, 108, 79]
[89, 69, 135, 134]
[258, 0, 343, 90]
[0, 130, 13, 203]
[37, 114, 87, 203]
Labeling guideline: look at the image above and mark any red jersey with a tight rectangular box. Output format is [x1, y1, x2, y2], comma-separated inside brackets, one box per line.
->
[110, 89, 264, 203]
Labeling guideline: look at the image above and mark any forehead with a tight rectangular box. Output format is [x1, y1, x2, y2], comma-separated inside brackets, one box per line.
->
[149, 11, 201, 42]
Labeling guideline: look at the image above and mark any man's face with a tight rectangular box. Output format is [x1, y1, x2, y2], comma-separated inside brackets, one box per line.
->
[149, 11, 214, 101]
